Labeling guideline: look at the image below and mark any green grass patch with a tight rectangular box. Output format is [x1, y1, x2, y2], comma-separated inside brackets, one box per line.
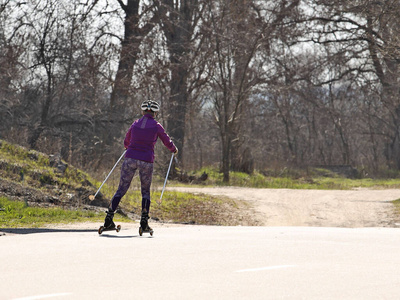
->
[0, 197, 131, 228]
[152, 191, 228, 225]
[117, 189, 248, 226]
[392, 199, 400, 215]
[0, 139, 96, 191]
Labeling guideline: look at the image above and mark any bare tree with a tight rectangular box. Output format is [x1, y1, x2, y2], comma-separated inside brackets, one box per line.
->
[154, 0, 207, 165]
[109, 0, 156, 113]
[205, 0, 300, 182]
[0, 1, 120, 163]
[302, 0, 400, 170]
[0, 1, 25, 138]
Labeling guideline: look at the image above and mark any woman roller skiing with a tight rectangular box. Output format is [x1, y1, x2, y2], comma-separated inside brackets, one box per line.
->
[101, 100, 178, 235]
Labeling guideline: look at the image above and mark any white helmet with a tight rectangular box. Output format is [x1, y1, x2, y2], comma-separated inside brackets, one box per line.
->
[141, 100, 160, 112]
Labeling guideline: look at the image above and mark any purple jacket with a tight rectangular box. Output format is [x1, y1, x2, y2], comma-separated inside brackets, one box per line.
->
[124, 114, 176, 163]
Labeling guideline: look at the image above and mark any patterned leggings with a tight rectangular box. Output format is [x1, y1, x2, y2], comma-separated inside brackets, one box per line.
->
[110, 158, 154, 213]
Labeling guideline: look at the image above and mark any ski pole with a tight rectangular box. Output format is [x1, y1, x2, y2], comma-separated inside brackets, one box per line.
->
[89, 150, 126, 200]
[159, 153, 175, 203]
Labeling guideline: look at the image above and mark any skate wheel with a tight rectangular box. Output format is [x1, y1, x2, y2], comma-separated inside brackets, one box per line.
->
[98, 226, 104, 235]
[139, 227, 143, 236]
[116, 225, 121, 232]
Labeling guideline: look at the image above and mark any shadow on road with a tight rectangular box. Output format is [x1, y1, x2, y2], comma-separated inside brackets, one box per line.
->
[0, 228, 98, 235]
[0, 228, 150, 238]
[99, 234, 141, 238]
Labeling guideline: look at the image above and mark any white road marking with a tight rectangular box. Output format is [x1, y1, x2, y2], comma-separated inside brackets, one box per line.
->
[12, 293, 72, 300]
[236, 265, 297, 273]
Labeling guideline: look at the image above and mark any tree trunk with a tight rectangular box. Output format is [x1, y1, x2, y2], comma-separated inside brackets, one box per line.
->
[160, 0, 196, 165]
[109, 1, 140, 112]
[221, 133, 230, 182]
[104, 0, 154, 152]
[29, 59, 53, 149]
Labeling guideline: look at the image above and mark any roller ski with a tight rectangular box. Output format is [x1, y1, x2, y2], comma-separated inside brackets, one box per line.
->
[98, 209, 121, 235]
[139, 211, 153, 236]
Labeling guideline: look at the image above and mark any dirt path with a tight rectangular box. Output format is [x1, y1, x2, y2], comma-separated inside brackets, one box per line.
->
[169, 187, 400, 227]
[5, 187, 398, 231]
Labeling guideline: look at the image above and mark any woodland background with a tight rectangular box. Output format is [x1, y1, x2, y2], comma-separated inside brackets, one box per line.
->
[1, 0, 400, 182]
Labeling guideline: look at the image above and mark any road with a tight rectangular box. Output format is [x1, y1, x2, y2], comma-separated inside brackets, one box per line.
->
[1, 224, 400, 300]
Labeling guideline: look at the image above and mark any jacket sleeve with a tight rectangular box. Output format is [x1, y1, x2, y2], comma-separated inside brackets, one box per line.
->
[157, 123, 176, 152]
[124, 126, 132, 149]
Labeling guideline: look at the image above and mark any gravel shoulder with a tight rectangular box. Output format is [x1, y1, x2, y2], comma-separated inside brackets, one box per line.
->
[169, 187, 400, 227]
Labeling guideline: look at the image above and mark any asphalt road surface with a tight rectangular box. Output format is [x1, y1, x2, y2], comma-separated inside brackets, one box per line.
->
[1, 224, 400, 299]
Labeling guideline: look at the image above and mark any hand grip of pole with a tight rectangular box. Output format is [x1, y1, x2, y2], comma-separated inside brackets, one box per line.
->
[159, 153, 175, 203]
